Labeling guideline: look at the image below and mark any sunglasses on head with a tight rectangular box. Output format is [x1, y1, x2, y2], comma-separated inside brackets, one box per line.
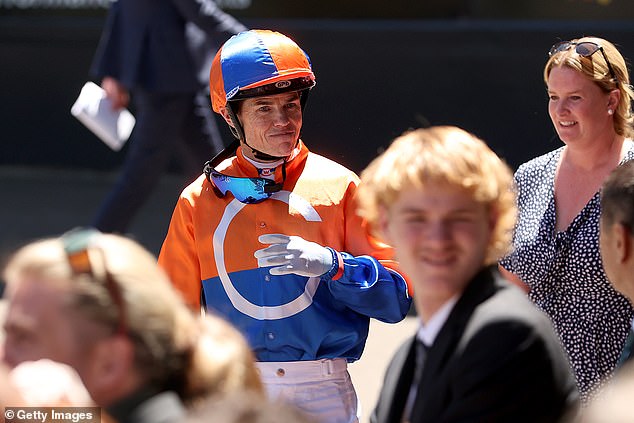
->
[62, 228, 127, 336]
[549, 40, 619, 85]
[203, 139, 284, 204]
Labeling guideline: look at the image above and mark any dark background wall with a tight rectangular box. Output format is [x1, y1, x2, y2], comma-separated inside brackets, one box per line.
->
[1, 0, 633, 176]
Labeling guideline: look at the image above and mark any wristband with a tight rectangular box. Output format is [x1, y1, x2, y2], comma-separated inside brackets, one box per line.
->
[324, 247, 344, 281]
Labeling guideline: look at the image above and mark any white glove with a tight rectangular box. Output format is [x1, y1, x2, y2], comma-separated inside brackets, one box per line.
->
[254, 234, 334, 277]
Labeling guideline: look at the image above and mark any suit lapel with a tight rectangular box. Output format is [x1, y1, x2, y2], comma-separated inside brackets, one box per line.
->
[411, 266, 498, 420]
[618, 327, 634, 366]
[382, 337, 417, 423]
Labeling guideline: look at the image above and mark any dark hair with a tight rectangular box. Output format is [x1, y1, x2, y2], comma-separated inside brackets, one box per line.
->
[601, 160, 634, 233]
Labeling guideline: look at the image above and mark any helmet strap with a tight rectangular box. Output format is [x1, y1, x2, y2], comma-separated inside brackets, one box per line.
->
[299, 89, 310, 111]
[225, 103, 245, 142]
[243, 139, 289, 162]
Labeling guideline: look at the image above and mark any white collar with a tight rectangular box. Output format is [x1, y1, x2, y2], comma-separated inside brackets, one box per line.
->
[241, 140, 303, 170]
[416, 296, 459, 347]
[244, 155, 285, 170]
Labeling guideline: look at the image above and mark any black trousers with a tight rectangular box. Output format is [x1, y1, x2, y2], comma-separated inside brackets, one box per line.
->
[92, 89, 223, 233]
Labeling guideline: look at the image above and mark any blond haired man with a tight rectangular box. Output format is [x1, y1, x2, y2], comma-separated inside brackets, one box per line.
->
[358, 126, 579, 423]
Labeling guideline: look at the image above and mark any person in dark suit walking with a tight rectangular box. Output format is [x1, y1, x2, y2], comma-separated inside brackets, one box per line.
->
[90, 0, 246, 233]
[600, 160, 634, 367]
[357, 126, 579, 423]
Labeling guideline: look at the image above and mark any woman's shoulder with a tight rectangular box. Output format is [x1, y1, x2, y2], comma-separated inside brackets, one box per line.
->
[305, 151, 359, 181]
[515, 147, 563, 177]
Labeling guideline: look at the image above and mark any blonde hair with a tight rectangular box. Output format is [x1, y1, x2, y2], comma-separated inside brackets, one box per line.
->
[186, 312, 264, 406]
[3, 231, 262, 402]
[357, 126, 517, 265]
[544, 36, 634, 139]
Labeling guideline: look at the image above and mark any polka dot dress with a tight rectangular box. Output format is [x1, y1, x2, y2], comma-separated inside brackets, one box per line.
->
[500, 146, 634, 402]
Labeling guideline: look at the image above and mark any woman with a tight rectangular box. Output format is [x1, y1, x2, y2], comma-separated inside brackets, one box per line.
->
[500, 36, 634, 401]
[2, 229, 263, 423]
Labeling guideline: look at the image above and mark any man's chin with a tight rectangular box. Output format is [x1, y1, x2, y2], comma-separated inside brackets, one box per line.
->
[271, 141, 295, 157]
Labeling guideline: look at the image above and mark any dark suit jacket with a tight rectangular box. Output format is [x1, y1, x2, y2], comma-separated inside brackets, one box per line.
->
[90, 0, 246, 93]
[618, 327, 634, 366]
[371, 266, 579, 423]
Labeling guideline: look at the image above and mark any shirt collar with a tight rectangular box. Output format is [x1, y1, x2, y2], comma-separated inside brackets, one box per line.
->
[236, 140, 307, 178]
[416, 296, 459, 347]
[243, 155, 285, 169]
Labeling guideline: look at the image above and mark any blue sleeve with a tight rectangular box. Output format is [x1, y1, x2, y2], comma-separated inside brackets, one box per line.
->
[321, 250, 412, 323]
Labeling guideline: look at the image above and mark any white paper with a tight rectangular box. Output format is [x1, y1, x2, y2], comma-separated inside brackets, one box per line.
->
[70, 81, 135, 151]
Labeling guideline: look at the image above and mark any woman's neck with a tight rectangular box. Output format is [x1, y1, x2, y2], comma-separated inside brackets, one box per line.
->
[562, 134, 627, 172]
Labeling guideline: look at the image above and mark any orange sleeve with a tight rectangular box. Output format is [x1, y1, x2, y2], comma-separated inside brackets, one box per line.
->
[158, 194, 202, 310]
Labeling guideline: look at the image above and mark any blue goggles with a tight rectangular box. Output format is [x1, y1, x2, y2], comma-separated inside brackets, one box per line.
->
[203, 139, 284, 204]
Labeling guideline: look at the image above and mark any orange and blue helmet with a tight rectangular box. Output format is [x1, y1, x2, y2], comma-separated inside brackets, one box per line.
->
[204, 31, 316, 197]
[209, 29, 316, 114]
